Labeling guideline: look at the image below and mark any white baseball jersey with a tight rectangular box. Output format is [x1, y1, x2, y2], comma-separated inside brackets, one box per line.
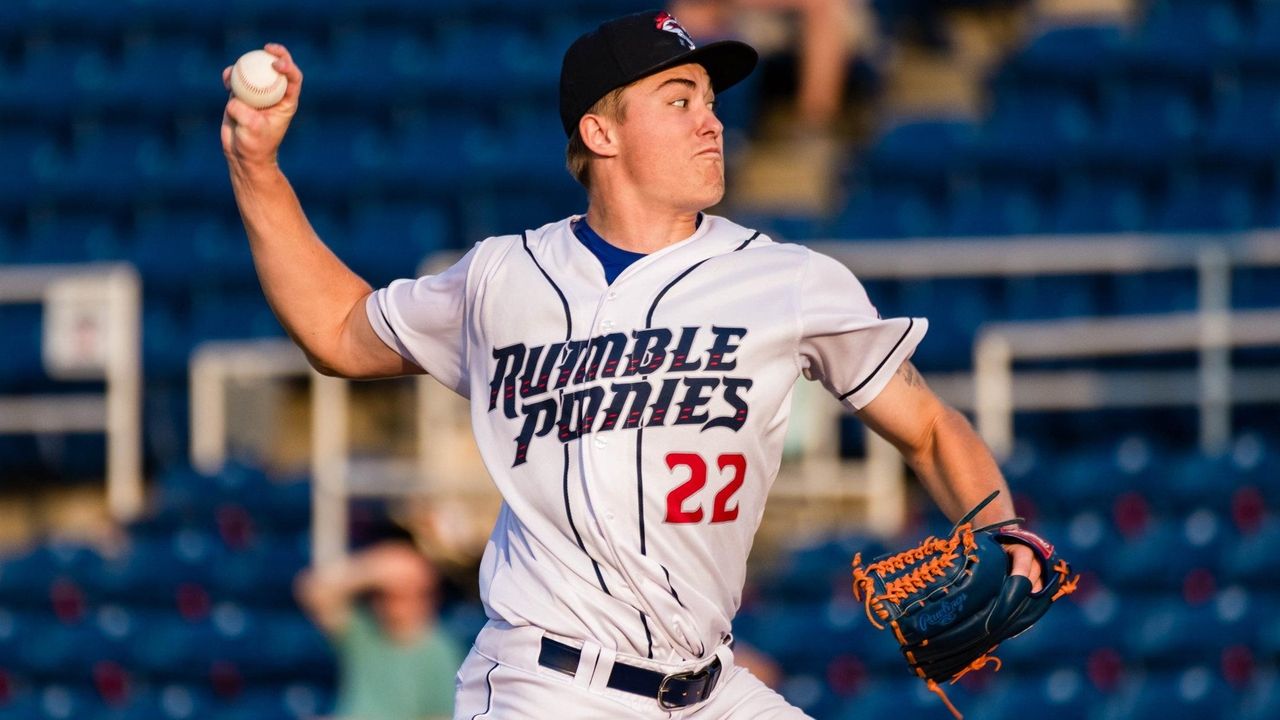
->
[366, 214, 926, 664]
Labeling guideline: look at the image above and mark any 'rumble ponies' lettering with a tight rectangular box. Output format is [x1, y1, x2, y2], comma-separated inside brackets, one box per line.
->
[487, 326, 751, 465]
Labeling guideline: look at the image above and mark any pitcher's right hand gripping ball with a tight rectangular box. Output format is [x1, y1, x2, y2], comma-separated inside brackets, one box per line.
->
[221, 44, 302, 167]
[851, 492, 1079, 719]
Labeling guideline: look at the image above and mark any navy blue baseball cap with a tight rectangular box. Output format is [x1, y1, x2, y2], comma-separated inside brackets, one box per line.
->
[559, 9, 759, 137]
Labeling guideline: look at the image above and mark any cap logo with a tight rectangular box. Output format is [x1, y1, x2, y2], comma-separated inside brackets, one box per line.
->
[654, 11, 695, 49]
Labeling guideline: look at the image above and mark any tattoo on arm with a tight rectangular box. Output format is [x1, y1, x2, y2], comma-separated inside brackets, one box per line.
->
[897, 361, 926, 388]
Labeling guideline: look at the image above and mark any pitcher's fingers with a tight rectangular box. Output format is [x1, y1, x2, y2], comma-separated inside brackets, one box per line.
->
[224, 97, 265, 130]
[1007, 544, 1044, 594]
[222, 66, 232, 90]
[265, 44, 303, 99]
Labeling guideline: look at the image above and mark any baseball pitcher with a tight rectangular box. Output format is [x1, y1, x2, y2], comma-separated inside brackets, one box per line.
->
[222, 10, 1055, 719]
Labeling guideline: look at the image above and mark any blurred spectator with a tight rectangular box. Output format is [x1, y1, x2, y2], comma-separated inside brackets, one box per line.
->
[295, 541, 462, 720]
[669, 0, 871, 131]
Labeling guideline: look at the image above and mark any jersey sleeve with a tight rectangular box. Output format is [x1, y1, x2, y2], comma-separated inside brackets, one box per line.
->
[797, 250, 928, 410]
[365, 246, 476, 396]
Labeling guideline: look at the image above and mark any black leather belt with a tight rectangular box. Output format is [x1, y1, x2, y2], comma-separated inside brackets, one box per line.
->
[538, 637, 722, 709]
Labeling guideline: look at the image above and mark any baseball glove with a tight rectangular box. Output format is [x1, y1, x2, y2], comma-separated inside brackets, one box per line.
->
[851, 491, 1078, 718]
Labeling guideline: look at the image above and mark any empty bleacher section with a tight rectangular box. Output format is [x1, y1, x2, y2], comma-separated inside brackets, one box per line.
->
[2, 0, 1280, 717]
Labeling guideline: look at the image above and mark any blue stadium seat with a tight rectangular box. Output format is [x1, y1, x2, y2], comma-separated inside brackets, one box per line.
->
[970, 90, 1094, 177]
[28, 684, 99, 720]
[302, 28, 430, 107]
[1234, 267, 1280, 308]
[19, 214, 122, 264]
[0, 1, 30, 42]
[997, 23, 1126, 94]
[0, 543, 99, 609]
[111, 38, 222, 113]
[24, 0, 134, 35]
[1201, 80, 1280, 169]
[830, 184, 942, 239]
[18, 616, 100, 679]
[862, 117, 977, 187]
[834, 677, 976, 719]
[0, 43, 91, 119]
[997, 591, 1115, 668]
[1087, 85, 1200, 173]
[1238, 0, 1280, 72]
[1096, 668, 1235, 720]
[1218, 587, 1273, 656]
[477, 114, 575, 186]
[1105, 518, 1222, 591]
[278, 117, 385, 200]
[1222, 519, 1280, 588]
[1157, 451, 1242, 513]
[1003, 275, 1102, 320]
[50, 125, 166, 209]
[189, 291, 283, 341]
[734, 602, 831, 671]
[0, 223, 13, 264]
[1037, 513, 1116, 582]
[943, 179, 1045, 236]
[83, 536, 215, 605]
[207, 684, 330, 720]
[1151, 172, 1255, 232]
[145, 463, 311, 537]
[1122, 0, 1245, 83]
[422, 23, 555, 101]
[0, 127, 55, 213]
[462, 185, 584, 241]
[968, 670, 1106, 720]
[208, 542, 308, 606]
[762, 536, 886, 604]
[164, 119, 229, 201]
[0, 304, 45, 392]
[1123, 597, 1245, 664]
[129, 612, 225, 679]
[132, 212, 247, 290]
[440, 602, 487, 649]
[381, 111, 487, 194]
[1048, 176, 1147, 234]
[1107, 269, 1198, 315]
[344, 202, 450, 284]
[0, 694, 38, 720]
[249, 614, 334, 679]
[731, 212, 828, 242]
[1239, 671, 1280, 720]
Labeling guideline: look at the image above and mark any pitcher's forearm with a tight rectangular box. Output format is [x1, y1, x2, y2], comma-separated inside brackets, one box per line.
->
[229, 160, 372, 366]
[907, 408, 1017, 527]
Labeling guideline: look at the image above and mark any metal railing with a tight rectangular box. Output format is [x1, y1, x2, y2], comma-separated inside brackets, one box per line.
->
[0, 263, 142, 520]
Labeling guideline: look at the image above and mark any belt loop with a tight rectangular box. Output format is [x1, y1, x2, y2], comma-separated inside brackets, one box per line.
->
[589, 645, 617, 694]
[573, 640, 601, 690]
[713, 643, 734, 677]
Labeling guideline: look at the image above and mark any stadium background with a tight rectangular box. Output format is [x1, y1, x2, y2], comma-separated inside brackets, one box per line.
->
[2, 0, 1279, 717]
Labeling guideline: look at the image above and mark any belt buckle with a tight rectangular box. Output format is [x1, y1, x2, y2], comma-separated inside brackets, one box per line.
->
[657, 666, 712, 710]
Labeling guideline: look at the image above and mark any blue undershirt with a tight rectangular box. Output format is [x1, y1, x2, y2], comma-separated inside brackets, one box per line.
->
[572, 214, 703, 285]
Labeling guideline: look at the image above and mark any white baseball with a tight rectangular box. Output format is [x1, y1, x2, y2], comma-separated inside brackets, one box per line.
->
[230, 49, 287, 109]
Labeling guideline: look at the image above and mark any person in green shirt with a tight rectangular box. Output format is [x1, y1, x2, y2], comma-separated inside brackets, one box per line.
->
[295, 540, 464, 720]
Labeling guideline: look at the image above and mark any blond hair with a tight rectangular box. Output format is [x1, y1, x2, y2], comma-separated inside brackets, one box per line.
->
[565, 86, 628, 188]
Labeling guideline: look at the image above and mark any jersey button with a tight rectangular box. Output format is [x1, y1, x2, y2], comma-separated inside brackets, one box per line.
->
[606, 291, 618, 301]
[601, 319, 615, 331]
[594, 436, 608, 448]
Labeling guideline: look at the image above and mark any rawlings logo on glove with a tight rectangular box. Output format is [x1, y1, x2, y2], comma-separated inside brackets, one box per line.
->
[851, 491, 1079, 719]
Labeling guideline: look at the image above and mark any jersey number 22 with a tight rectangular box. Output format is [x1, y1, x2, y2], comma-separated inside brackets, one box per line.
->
[664, 452, 746, 524]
